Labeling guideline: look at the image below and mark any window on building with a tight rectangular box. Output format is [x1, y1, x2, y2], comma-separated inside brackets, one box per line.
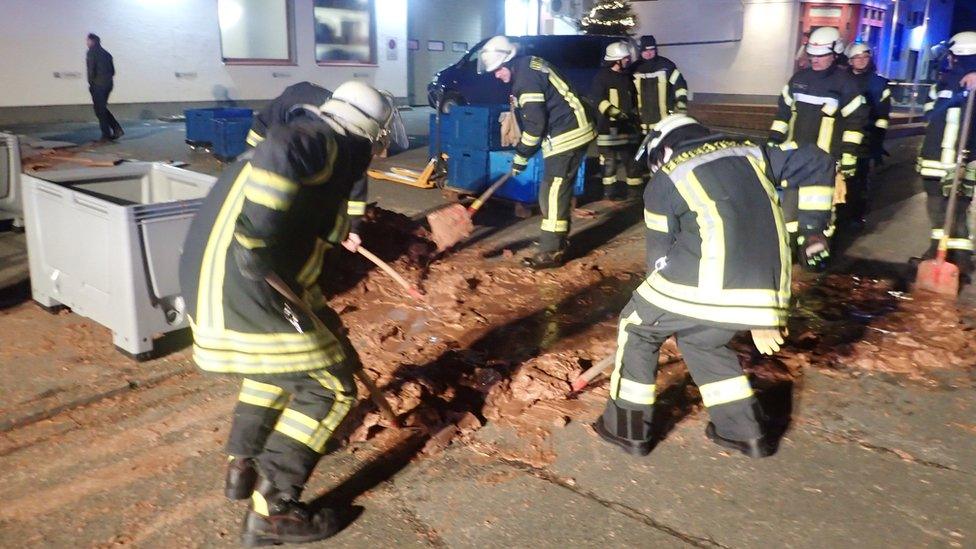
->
[218, 0, 294, 64]
[313, 0, 377, 65]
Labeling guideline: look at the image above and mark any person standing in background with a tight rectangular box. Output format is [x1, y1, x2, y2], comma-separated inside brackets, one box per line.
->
[86, 33, 123, 143]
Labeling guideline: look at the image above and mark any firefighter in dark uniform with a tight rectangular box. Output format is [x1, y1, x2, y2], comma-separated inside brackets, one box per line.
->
[844, 42, 891, 225]
[632, 35, 689, 132]
[479, 35, 597, 269]
[591, 41, 643, 201]
[769, 27, 867, 242]
[593, 114, 835, 458]
[245, 81, 370, 253]
[179, 80, 406, 546]
[916, 31, 976, 277]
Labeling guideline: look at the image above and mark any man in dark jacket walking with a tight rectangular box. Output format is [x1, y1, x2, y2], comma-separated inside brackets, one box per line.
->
[86, 33, 123, 142]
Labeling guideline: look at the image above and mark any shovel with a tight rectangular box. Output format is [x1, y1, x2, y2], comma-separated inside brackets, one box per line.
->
[427, 173, 511, 251]
[265, 272, 400, 427]
[915, 88, 975, 297]
[357, 245, 425, 302]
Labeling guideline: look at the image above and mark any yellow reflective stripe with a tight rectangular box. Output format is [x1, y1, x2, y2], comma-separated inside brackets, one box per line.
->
[881, 88, 891, 101]
[841, 152, 856, 167]
[637, 281, 787, 326]
[942, 108, 961, 165]
[646, 271, 788, 308]
[617, 378, 656, 405]
[610, 310, 642, 400]
[781, 85, 793, 106]
[308, 370, 355, 451]
[626, 177, 643, 186]
[199, 163, 252, 328]
[190, 317, 338, 349]
[785, 221, 799, 233]
[250, 167, 300, 194]
[541, 124, 596, 156]
[673, 170, 725, 292]
[875, 119, 889, 129]
[513, 154, 530, 166]
[546, 68, 588, 131]
[540, 220, 569, 231]
[841, 95, 864, 117]
[816, 117, 835, 153]
[675, 88, 688, 98]
[326, 210, 351, 245]
[644, 210, 668, 232]
[771, 120, 789, 134]
[545, 175, 565, 233]
[745, 153, 792, 304]
[252, 491, 270, 516]
[521, 132, 542, 147]
[347, 201, 366, 216]
[947, 238, 974, 251]
[609, 88, 620, 109]
[842, 130, 863, 144]
[602, 176, 617, 185]
[658, 71, 668, 120]
[931, 228, 945, 239]
[193, 346, 346, 375]
[246, 129, 264, 147]
[920, 167, 948, 178]
[798, 185, 835, 211]
[699, 375, 754, 407]
[297, 237, 329, 288]
[303, 140, 338, 186]
[519, 92, 545, 107]
[233, 232, 266, 249]
[924, 102, 935, 112]
[669, 70, 682, 85]
[239, 379, 289, 410]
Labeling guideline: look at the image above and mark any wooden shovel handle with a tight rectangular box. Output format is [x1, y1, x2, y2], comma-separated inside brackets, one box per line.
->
[357, 246, 425, 301]
[467, 174, 511, 215]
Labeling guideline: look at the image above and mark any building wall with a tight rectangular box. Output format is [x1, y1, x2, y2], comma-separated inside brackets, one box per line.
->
[407, 0, 503, 105]
[631, 0, 801, 101]
[0, 0, 407, 114]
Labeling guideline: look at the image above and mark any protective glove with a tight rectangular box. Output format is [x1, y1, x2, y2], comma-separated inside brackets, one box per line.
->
[511, 155, 528, 176]
[797, 233, 830, 272]
[751, 328, 786, 355]
[341, 232, 362, 253]
[839, 154, 857, 178]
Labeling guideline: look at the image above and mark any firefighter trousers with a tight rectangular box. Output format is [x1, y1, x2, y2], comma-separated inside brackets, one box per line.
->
[598, 144, 644, 190]
[607, 294, 763, 441]
[840, 157, 872, 222]
[225, 307, 359, 495]
[538, 147, 586, 253]
[923, 176, 974, 274]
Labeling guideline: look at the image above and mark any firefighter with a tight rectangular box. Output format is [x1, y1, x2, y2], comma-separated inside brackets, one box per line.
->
[591, 41, 643, 201]
[632, 35, 689, 132]
[593, 114, 835, 458]
[916, 31, 976, 278]
[479, 35, 596, 269]
[245, 81, 369, 253]
[178, 80, 406, 546]
[844, 42, 891, 226]
[769, 27, 867, 241]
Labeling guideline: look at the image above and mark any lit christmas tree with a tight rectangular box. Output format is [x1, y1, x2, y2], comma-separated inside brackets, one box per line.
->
[577, 0, 638, 36]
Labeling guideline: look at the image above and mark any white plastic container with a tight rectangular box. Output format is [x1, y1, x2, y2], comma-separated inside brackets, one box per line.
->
[21, 163, 216, 358]
[0, 132, 24, 229]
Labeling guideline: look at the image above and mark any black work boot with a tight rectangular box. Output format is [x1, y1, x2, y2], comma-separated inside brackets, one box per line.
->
[603, 182, 627, 201]
[522, 248, 566, 270]
[704, 422, 773, 458]
[592, 401, 653, 456]
[241, 478, 340, 547]
[625, 185, 644, 201]
[225, 456, 258, 500]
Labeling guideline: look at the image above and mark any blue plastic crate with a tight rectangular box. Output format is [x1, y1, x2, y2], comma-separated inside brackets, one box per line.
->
[445, 145, 490, 194]
[447, 105, 511, 151]
[428, 112, 454, 158]
[488, 150, 587, 204]
[184, 107, 253, 145]
[212, 117, 253, 160]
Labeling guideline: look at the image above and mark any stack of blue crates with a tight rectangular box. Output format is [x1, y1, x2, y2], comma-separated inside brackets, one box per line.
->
[185, 107, 254, 160]
[431, 105, 586, 204]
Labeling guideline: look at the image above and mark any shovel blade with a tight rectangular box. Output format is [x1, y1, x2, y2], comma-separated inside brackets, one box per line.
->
[914, 259, 960, 297]
[426, 203, 474, 251]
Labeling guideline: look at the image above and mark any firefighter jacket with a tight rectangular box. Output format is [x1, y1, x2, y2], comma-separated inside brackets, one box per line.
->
[245, 82, 367, 232]
[849, 68, 891, 159]
[179, 118, 373, 375]
[917, 66, 976, 184]
[639, 138, 835, 329]
[511, 56, 596, 171]
[631, 55, 688, 130]
[769, 65, 867, 172]
[589, 66, 640, 147]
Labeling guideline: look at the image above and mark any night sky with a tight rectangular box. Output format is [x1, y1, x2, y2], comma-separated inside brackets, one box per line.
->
[952, 1, 976, 34]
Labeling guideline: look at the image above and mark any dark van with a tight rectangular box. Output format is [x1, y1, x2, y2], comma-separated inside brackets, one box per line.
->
[427, 34, 627, 110]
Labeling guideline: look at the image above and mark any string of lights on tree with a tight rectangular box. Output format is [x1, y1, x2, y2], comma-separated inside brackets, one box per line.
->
[577, 0, 638, 36]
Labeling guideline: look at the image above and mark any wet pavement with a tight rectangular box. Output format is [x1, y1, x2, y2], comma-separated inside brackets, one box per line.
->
[0, 119, 974, 547]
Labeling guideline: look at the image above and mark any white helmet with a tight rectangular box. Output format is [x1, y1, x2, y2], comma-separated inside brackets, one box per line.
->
[635, 113, 701, 162]
[478, 35, 518, 74]
[948, 31, 976, 56]
[845, 42, 871, 58]
[807, 27, 843, 56]
[319, 80, 407, 149]
[604, 41, 631, 62]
